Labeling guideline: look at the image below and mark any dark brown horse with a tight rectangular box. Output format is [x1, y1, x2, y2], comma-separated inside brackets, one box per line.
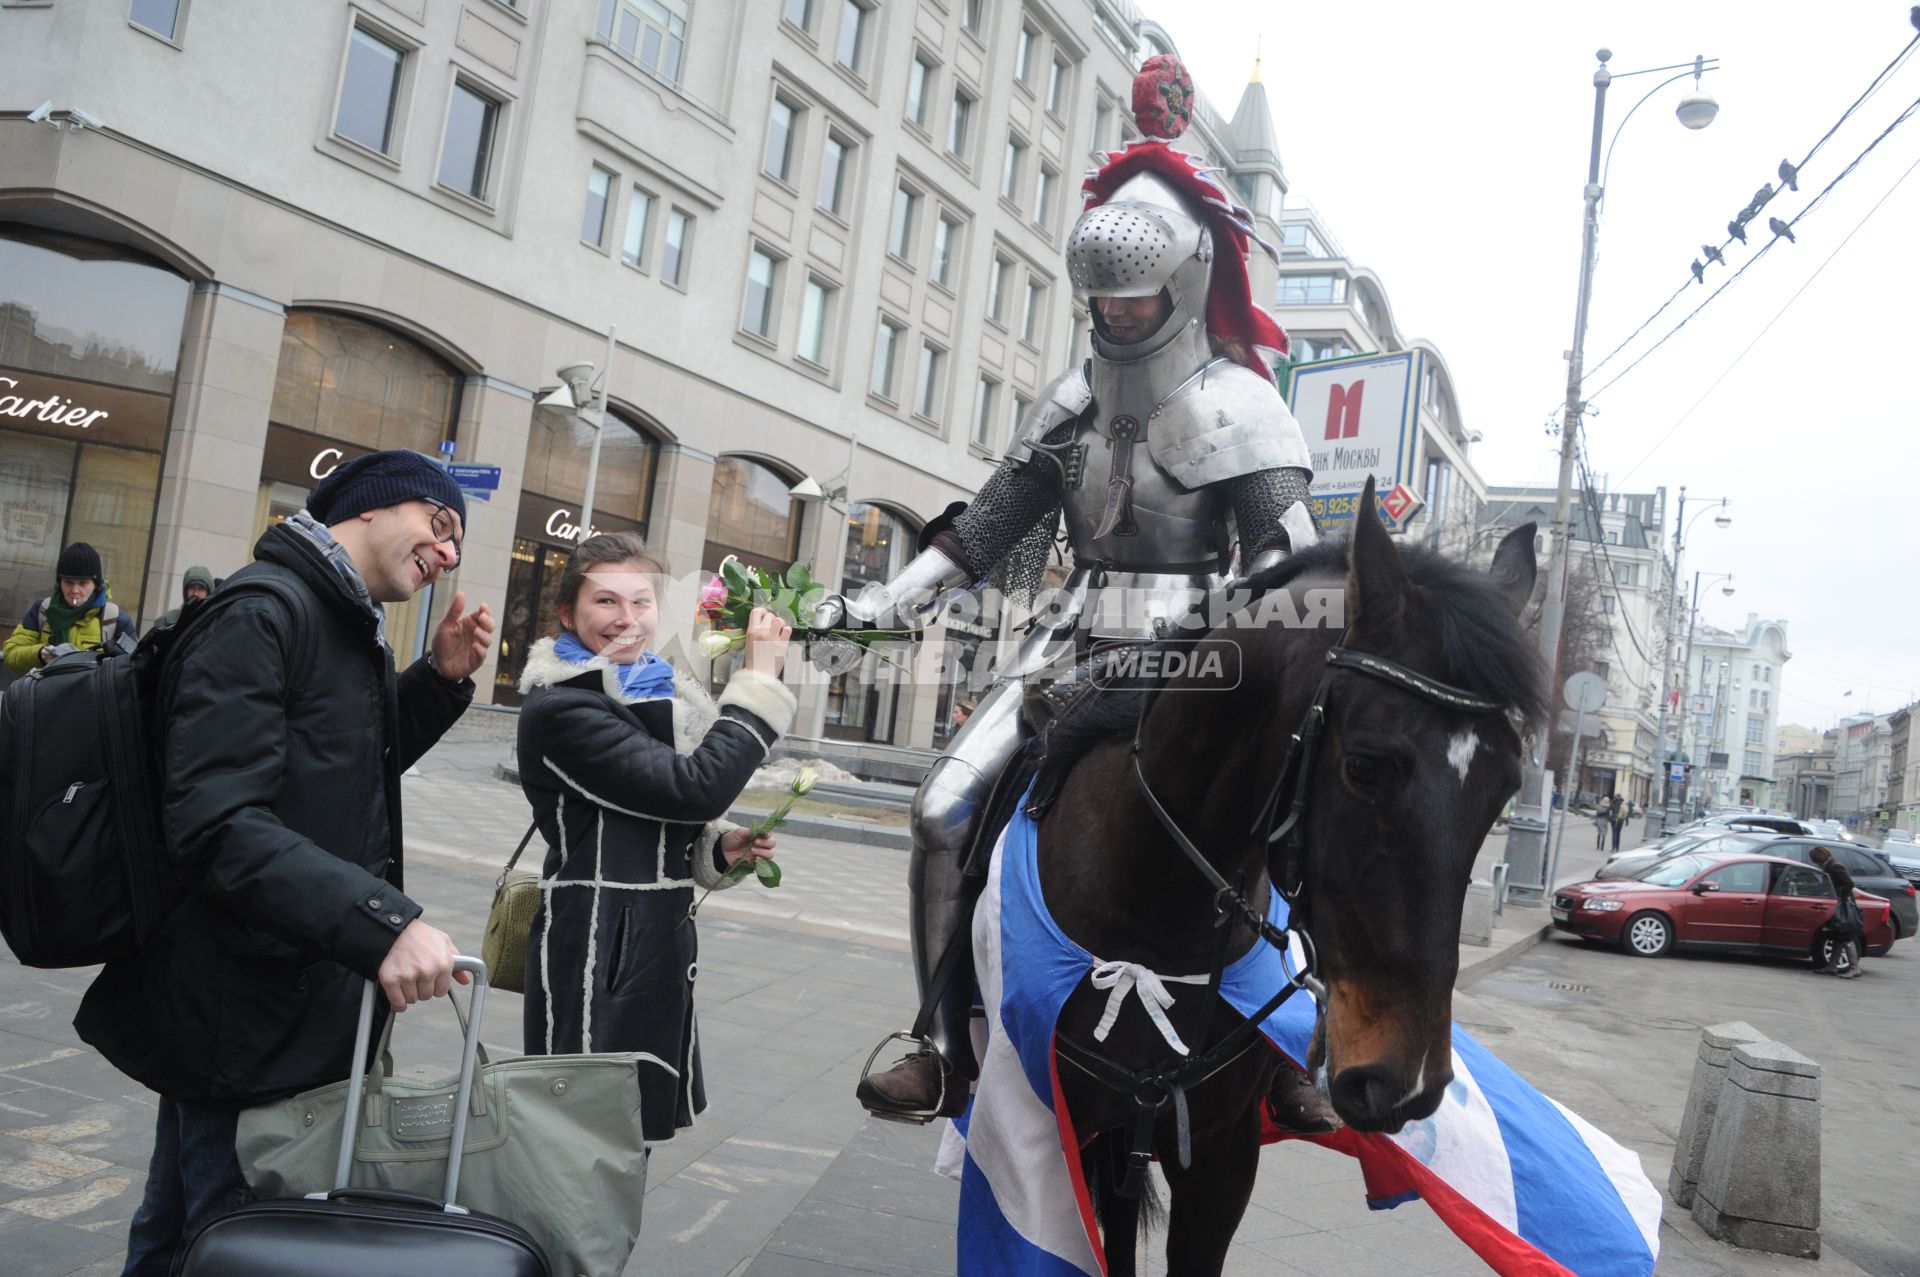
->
[1032, 482, 1544, 1274]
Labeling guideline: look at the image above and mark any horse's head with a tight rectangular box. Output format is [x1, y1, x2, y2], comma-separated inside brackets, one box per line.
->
[1283, 481, 1543, 1132]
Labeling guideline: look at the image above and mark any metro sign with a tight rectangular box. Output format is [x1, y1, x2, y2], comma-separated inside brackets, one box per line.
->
[1286, 350, 1424, 530]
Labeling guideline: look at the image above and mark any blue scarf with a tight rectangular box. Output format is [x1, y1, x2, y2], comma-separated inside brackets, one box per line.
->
[554, 631, 676, 700]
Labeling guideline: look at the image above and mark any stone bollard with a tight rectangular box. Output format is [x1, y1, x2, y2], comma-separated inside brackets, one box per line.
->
[1459, 880, 1493, 947]
[1669, 1021, 1768, 1208]
[1691, 1041, 1822, 1258]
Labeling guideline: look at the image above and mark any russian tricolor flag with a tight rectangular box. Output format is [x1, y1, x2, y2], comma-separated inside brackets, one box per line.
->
[949, 805, 1662, 1276]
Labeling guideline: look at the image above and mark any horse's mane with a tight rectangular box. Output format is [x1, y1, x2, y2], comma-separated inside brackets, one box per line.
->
[1030, 536, 1547, 800]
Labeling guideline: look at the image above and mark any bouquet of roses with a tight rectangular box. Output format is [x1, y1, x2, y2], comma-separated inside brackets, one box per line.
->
[696, 557, 913, 674]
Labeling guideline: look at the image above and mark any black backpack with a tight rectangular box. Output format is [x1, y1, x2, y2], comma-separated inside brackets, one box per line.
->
[0, 570, 312, 968]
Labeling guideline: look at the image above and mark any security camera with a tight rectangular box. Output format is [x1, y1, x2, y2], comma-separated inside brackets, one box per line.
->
[67, 107, 105, 131]
[26, 101, 54, 124]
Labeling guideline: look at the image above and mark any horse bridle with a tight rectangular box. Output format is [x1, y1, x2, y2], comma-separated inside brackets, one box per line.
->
[1059, 631, 1512, 1196]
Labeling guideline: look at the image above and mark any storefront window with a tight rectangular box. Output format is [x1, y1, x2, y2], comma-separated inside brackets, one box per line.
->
[702, 456, 803, 577]
[263, 310, 461, 665]
[494, 404, 661, 704]
[0, 225, 186, 636]
[934, 588, 1002, 747]
[825, 503, 915, 743]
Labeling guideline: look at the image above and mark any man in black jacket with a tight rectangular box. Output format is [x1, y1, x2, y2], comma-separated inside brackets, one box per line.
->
[76, 449, 497, 1276]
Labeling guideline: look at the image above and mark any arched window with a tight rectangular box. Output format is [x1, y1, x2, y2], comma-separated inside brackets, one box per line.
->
[270, 310, 459, 454]
[703, 456, 804, 576]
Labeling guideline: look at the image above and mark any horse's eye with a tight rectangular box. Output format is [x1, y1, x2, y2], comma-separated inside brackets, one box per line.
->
[1344, 755, 1381, 787]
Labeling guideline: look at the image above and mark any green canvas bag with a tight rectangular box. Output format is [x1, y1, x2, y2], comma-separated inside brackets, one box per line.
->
[482, 821, 542, 994]
[236, 958, 646, 1277]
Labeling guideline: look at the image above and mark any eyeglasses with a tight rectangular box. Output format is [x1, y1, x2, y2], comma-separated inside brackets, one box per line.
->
[422, 499, 463, 567]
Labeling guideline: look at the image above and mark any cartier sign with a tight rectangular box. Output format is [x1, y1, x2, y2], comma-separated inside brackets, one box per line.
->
[0, 366, 171, 452]
[0, 376, 112, 430]
[515, 491, 642, 547]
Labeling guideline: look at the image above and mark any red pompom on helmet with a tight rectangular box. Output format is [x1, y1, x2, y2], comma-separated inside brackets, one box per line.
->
[1131, 54, 1194, 140]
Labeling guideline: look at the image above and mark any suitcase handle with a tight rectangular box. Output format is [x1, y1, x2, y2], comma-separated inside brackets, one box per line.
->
[307, 1186, 472, 1217]
[335, 955, 488, 1211]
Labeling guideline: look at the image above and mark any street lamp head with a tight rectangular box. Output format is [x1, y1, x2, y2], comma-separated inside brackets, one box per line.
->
[554, 361, 597, 408]
[1713, 510, 1732, 529]
[1675, 91, 1719, 130]
[1721, 580, 1736, 597]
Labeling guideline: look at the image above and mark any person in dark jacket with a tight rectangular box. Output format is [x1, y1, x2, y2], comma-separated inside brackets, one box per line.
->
[75, 449, 497, 1276]
[147, 563, 215, 633]
[517, 532, 796, 1141]
[1810, 846, 1865, 978]
[2, 541, 137, 673]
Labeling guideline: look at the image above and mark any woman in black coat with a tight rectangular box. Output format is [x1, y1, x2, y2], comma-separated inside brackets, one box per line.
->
[517, 533, 795, 1139]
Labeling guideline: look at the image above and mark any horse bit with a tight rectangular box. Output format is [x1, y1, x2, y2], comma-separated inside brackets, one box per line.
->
[1056, 630, 1511, 1196]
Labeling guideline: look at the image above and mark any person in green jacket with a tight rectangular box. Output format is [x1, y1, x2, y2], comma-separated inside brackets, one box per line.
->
[148, 564, 215, 633]
[3, 542, 136, 675]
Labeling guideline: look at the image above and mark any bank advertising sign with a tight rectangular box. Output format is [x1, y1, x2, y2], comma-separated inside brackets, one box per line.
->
[1286, 350, 1424, 531]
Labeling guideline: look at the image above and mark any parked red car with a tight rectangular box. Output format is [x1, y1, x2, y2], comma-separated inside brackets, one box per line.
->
[1552, 852, 1896, 960]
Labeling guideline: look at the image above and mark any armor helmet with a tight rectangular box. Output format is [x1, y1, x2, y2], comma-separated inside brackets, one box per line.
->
[1066, 171, 1213, 362]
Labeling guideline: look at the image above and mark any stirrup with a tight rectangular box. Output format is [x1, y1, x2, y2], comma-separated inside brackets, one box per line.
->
[858, 1031, 949, 1126]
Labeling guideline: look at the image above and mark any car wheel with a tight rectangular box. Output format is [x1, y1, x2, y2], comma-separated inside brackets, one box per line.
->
[1811, 935, 1840, 968]
[1622, 912, 1673, 957]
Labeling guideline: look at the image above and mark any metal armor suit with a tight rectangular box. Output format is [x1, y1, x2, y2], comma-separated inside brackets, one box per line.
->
[830, 172, 1315, 1108]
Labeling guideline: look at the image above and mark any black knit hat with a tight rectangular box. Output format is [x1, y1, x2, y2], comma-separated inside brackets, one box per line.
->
[56, 542, 103, 583]
[306, 449, 467, 529]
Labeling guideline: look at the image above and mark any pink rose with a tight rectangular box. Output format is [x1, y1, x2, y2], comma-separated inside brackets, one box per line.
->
[698, 574, 729, 612]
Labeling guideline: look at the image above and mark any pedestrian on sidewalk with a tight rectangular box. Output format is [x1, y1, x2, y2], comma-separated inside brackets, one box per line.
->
[73, 450, 497, 1275]
[1810, 846, 1866, 978]
[516, 532, 797, 1141]
[1593, 794, 1612, 850]
[3, 541, 136, 673]
[1610, 797, 1630, 852]
[146, 563, 216, 634]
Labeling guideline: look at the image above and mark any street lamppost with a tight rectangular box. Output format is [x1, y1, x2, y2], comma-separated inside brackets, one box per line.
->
[1676, 570, 1736, 817]
[535, 324, 620, 542]
[1505, 49, 1720, 905]
[1649, 489, 1732, 835]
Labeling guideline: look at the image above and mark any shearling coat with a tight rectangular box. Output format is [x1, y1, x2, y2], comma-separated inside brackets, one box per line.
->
[515, 638, 796, 1140]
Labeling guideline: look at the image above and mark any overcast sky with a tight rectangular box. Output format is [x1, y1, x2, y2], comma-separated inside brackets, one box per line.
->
[1152, 0, 1919, 731]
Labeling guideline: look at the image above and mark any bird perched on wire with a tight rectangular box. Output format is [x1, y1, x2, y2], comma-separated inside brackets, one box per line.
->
[1777, 159, 1800, 192]
[1701, 244, 1725, 266]
[1690, 258, 1705, 284]
[1727, 218, 1748, 244]
[1768, 216, 1796, 243]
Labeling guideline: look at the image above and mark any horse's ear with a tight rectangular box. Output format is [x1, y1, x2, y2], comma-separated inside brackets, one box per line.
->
[1346, 477, 1407, 633]
[1489, 522, 1538, 619]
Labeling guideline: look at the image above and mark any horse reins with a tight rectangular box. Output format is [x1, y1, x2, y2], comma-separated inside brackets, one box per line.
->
[1059, 630, 1511, 1196]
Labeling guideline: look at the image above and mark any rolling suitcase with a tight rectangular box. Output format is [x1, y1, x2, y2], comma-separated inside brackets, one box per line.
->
[182, 957, 550, 1277]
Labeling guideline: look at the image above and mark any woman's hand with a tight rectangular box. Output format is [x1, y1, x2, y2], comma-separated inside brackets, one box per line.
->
[719, 827, 777, 867]
[741, 606, 792, 678]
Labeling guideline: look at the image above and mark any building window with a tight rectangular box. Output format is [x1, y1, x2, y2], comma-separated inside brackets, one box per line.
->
[764, 95, 798, 182]
[818, 133, 851, 215]
[335, 25, 407, 155]
[1276, 274, 1345, 306]
[972, 374, 997, 447]
[582, 165, 614, 247]
[438, 80, 499, 202]
[1746, 718, 1765, 744]
[1010, 391, 1032, 444]
[703, 456, 804, 579]
[742, 248, 778, 338]
[915, 342, 944, 420]
[961, 0, 983, 35]
[1001, 136, 1025, 203]
[871, 319, 903, 400]
[907, 53, 933, 127]
[1291, 334, 1353, 363]
[129, 0, 181, 40]
[1021, 275, 1043, 344]
[836, 0, 869, 72]
[1034, 165, 1056, 229]
[783, 0, 812, 33]
[1744, 749, 1765, 776]
[798, 276, 833, 366]
[598, 0, 688, 83]
[932, 213, 960, 289]
[622, 188, 653, 267]
[1763, 665, 1772, 684]
[888, 181, 918, 259]
[948, 89, 974, 158]
[1092, 98, 1111, 156]
[662, 208, 692, 285]
[988, 254, 1011, 323]
[1046, 55, 1068, 115]
[1014, 23, 1036, 85]
[1601, 596, 1615, 615]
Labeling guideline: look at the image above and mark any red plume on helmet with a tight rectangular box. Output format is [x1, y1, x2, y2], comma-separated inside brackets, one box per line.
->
[1082, 55, 1289, 377]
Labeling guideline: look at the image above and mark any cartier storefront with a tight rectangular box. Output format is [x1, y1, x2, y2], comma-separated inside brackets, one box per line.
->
[0, 224, 188, 662]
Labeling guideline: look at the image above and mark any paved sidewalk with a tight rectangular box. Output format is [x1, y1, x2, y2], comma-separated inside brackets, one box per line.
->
[2, 737, 1863, 1275]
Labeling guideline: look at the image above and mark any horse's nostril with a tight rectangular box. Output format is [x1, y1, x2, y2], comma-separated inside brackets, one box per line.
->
[1328, 1065, 1405, 1132]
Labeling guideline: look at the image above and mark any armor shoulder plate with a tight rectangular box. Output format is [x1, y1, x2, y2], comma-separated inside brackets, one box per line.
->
[1147, 362, 1313, 489]
[1004, 364, 1093, 464]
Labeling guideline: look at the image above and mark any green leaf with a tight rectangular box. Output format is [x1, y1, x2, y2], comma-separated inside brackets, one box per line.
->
[754, 858, 783, 888]
[725, 857, 755, 881]
[721, 559, 751, 595]
[797, 584, 828, 616]
[786, 562, 814, 593]
[772, 589, 799, 623]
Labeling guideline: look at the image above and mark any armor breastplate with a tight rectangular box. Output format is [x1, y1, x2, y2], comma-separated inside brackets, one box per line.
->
[1049, 318, 1228, 571]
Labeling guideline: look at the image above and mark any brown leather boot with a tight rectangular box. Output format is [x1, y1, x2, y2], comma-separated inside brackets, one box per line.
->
[856, 1049, 967, 1123]
[1267, 1060, 1340, 1134]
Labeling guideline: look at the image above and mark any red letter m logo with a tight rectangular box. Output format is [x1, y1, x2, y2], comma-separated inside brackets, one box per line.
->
[1324, 380, 1364, 440]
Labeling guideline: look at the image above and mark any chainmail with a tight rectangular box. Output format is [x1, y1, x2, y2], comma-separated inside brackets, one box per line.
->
[1227, 466, 1314, 555]
[951, 430, 1071, 604]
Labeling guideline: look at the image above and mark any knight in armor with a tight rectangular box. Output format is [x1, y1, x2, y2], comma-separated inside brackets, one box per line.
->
[821, 59, 1323, 1124]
